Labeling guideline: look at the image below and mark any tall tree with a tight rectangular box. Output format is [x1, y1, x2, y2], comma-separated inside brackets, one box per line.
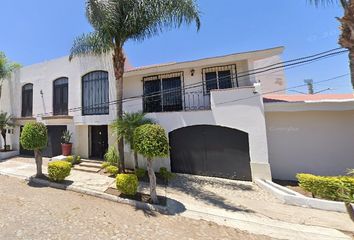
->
[69, 0, 200, 172]
[134, 124, 169, 204]
[309, 0, 354, 88]
[20, 122, 48, 178]
[0, 52, 21, 100]
[111, 112, 154, 169]
[0, 112, 13, 151]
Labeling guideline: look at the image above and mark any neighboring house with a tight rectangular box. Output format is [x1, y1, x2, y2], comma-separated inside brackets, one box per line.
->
[264, 94, 354, 180]
[0, 47, 286, 181]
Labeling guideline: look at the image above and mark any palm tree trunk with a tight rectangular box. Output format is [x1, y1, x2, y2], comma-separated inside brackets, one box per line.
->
[147, 158, 158, 204]
[113, 46, 126, 173]
[1, 130, 6, 151]
[34, 149, 43, 178]
[134, 151, 139, 169]
[345, 202, 354, 222]
[349, 49, 354, 90]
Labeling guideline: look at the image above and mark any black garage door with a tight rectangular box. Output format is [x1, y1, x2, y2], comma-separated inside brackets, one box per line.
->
[20, 125, 67, 157]
[169, 125, 252, 181]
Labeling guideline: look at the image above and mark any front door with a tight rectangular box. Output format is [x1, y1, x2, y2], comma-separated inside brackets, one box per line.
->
[90, 125, 108, 159]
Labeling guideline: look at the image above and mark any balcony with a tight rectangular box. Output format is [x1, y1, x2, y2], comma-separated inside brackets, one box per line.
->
[143, 90, 211, 113]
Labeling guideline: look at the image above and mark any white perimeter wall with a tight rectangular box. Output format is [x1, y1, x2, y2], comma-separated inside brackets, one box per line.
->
[266, 109, 354, 180]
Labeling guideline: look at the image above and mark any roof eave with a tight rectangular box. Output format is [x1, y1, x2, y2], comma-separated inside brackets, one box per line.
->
[124, 46, 284, 77]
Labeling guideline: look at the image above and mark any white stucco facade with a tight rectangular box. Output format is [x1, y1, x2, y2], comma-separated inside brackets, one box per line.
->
[0, 47, 287, 181]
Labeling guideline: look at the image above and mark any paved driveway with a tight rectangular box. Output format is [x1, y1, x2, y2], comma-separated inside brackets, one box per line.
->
[166, 174, 354, 234]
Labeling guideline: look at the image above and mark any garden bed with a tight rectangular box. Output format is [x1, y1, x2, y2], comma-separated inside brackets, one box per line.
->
[99, 168, 169, 186]
[104, 187, 167, 206]
[138, 173, 168, 186]
[273, 179, 313, 198]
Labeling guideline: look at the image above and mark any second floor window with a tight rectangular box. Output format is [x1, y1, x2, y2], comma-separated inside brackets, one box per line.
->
[143, 72, 183, 113]
[53, 77, 68, 115]
[203, 65, 238, 94]
[21, 84, 33, 117]
[82, 71, 109, 115]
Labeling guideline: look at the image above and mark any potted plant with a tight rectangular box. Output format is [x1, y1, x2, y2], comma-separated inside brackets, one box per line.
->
[61, 130, 73, 156]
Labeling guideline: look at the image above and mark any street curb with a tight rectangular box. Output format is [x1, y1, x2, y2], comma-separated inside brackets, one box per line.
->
[256, 179, 354, 213]
[28, 176, 169, 214]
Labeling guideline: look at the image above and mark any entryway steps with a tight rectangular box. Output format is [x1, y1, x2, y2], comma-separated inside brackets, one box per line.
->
[80, 159, 102, 164]
[73, 159, 102, 173]
[73, 165, 101, 173]
[80, 162, 102, 168]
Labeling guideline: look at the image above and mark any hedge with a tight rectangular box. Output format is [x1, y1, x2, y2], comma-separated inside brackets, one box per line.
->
[48, 161, 72, 182]
[116, 174, 138, 196]
[105, 165, 119, 176]
[135, 168, 146, 179]
[159, 167, 175, 181]
[297, 173, 354, 202]
[65, 155, 81, 165]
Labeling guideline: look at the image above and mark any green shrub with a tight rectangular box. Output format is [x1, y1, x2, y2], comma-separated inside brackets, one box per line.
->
[116, 174, 138, 196]
[20, 122, 48, 150]
[105, 165, 119, 176]
[104, 146, 119, 166]
[297, 173, 354, 202]
[134, 124, 169, 159]
[65, 156, 74, 164]
[48, 161, 72, 182]
[159, 167, 175, 181]
[65, 155, 81, 165]
[135, 168, 146, 179]
[101, 162, 111, 169]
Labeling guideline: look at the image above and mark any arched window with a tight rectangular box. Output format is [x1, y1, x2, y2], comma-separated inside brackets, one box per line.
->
[82, 71, 109, 115]
[21, 84, 33, 117]
[53, 77, 68, 115]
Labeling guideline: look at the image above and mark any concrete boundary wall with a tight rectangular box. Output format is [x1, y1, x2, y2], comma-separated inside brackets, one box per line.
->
[256, 179, 353, 213]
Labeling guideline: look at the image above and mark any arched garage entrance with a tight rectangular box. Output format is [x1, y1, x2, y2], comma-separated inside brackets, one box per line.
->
[169, 125, 252, 181]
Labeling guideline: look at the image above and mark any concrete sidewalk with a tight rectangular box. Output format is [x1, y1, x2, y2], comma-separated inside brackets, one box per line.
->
[0, 157, 352, 240]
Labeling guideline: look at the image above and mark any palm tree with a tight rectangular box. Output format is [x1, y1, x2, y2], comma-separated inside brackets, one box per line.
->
[0, 112, 13, 151]
[0, 52, 21, 100]
[69, 0, 200, 172]
[111, 112, 154, 169]
[309, 0, 354, 89]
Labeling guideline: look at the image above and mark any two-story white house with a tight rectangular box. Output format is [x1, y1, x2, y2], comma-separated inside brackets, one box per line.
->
[0, 47, 287, 181]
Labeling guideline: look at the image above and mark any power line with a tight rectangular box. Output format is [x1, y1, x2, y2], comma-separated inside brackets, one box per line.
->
[31, 48, 348, 117]
[216, 73, 350, 106]
[237, 47, 345, 75]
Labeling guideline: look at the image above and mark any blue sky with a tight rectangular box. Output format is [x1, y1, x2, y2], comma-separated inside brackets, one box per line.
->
[1, 0, 352, 93]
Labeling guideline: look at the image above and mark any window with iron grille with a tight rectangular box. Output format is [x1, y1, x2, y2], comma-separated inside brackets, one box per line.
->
[143, 72, 183, 113]
[21, 84, 33, 117]
[202, 65, 237, 94]
[82, 71, 109, 115]
[53, 77, 68, 115]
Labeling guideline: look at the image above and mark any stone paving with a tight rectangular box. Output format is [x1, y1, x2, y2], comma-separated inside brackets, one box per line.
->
[0, 157, 353, 240]
[0, 175, 275, 240]
[166, 174, 354, 233]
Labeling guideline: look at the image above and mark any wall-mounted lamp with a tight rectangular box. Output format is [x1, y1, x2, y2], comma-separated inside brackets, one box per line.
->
[190, 69, 195, 76]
